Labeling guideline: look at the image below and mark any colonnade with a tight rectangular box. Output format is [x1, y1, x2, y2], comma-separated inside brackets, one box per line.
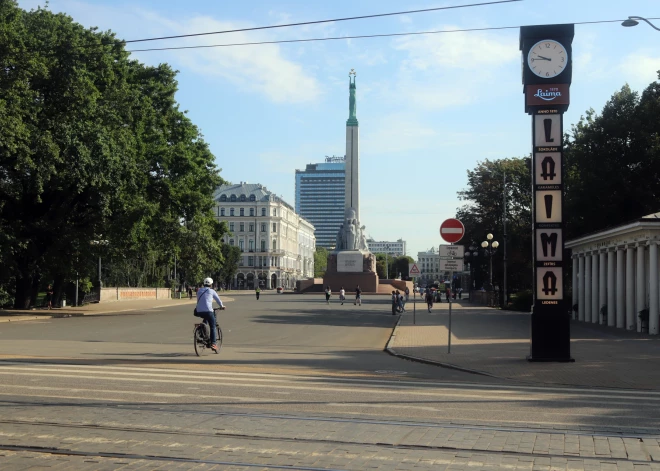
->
[571, 242, 659, 334]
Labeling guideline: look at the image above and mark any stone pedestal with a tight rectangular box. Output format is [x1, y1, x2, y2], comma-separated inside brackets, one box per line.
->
[323, 251, 378, 293]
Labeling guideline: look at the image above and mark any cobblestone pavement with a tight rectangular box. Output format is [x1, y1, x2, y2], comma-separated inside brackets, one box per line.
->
[387, 301, 660, 389]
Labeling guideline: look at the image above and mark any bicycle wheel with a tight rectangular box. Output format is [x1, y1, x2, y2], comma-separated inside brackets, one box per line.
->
[193, 325, 207, 357]
[215, 326, 223, 352]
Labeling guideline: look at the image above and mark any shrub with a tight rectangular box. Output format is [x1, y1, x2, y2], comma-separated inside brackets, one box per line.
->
[509, 290, 533, 312]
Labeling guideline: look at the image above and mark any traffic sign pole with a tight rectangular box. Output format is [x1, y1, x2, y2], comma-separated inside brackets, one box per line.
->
[448, 270, 453, 354]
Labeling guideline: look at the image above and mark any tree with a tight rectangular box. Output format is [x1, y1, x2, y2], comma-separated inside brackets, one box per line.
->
[314, 247, 328, 278]
[0, 2, 226, 307]
[218, 245, 241, 287]
[565, 79, 660, 239]
[456, 158, 532, 292]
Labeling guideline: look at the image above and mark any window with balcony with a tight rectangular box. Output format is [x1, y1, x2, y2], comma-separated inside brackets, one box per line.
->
[239, 240, 244, 251]
[261, 208, 266, 216]
[240, 208, 244, 216]
[230, 208, 234, 216]
[249, 240, 254, 251]
[249, 208, 254, 216]
[249, 224, 254, 232]
[229, 222, 234, 232]
[220, 208, 225, 217]
[239, 223, 245, 232]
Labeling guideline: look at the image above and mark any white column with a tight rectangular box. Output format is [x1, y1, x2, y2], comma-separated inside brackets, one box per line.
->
[636, 243, 646, 332]
[607, 249, 615, 327]
[650, 242, 659, 335]
[572, 256, 578, 320]
[626, 246, 635, 330]
[578, 255, 585, 322]
[616, 247, 625, 329]
[599, 251, 607, 324]
[591, 253, 599, 323]
[584, 253, 592, 324]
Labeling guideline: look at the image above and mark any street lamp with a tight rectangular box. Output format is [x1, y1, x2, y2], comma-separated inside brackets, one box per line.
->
[622, 16, 660, 31]
[90, 238, 109, 289]
[481, 234, 499, 290]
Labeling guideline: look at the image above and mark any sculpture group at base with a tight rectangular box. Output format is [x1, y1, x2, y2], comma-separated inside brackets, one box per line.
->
[335, 208, 369, 252]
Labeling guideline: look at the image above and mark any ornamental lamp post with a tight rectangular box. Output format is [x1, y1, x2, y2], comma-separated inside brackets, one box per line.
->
[622, 16, 660, 31]
[90, 238, 109, 289]
[481, 234, 499, 290]
[463, 244, 479, 290]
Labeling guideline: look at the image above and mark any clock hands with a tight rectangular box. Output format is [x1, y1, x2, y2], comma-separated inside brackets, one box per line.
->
[533, 55, 552, 61]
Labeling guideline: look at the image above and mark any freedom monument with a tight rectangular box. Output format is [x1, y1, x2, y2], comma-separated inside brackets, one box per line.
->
[323, 70, 378, 292]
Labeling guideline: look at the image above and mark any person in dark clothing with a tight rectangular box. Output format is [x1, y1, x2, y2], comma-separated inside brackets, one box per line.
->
[391, 290, 398, 315]
[354, 285, 362, 306]
[46, 285, 54, 310]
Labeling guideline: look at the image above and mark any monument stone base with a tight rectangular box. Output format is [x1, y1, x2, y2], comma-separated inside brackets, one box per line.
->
[323, 251, 378, 293]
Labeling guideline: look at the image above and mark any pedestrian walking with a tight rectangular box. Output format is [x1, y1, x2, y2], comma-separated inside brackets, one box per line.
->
[446, 286, 451, 303]
[396, 290, 405, 313]
[391, 290, 398, 316]
[404, 286, 410, 303]
[46, 284, 53, 310]
[325, 286, 331, 304]
[425, 288, 434, 313]
[339, 287, 346, 305]
[354, 285, 362, 305]
[255, 286, 261, 300]
[187, 286, 193, 299]
[458, 288, 463, 299]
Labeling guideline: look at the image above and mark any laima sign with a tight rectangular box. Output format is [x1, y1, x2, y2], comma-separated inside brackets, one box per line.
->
[440, 219, 465, 244]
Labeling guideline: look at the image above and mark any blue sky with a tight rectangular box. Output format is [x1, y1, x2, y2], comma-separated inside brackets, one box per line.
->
[20, 0, 660, 257]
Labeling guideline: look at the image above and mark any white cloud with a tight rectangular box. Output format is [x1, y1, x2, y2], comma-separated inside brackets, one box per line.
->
[394, 27, 519, 71]
[620, 52, 660, 90]
[19, 0, 321, 104]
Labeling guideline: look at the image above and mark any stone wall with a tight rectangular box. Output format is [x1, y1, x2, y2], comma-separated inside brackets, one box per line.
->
[99, 287, 171, 303]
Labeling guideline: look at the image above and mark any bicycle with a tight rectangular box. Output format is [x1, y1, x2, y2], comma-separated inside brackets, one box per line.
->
[193, 307, 224, 356]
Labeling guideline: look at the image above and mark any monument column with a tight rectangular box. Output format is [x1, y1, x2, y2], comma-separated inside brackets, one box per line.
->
[345, 69, 360, 222]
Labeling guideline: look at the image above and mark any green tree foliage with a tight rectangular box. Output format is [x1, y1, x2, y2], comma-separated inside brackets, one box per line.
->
[456, 158, 532, 292]
[0, 2, 227, 308]
[314, 247, 328, 278]
[375, 254, 413, 279]
[218, 245, 241, 287]
[564, 80, 660, 238]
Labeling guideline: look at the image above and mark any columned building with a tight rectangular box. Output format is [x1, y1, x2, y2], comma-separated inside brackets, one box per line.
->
[566, 213, 660, 334]
[416, 248, 450, 286]
[367, 238, 406, 256]
[295, 156, 345, 249]
[214, 183, 315, 290]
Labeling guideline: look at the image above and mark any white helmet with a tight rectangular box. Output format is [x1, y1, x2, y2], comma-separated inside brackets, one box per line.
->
[203, 277, 213, 287]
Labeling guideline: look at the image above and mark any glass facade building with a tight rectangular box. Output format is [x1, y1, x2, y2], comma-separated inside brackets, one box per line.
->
[295, 157, 345, 249]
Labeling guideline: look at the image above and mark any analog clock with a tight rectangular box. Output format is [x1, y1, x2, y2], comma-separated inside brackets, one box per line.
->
[527, 39, 568, 79]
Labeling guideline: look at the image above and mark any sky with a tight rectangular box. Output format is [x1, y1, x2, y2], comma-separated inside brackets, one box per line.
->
[19, 0, 660, 258]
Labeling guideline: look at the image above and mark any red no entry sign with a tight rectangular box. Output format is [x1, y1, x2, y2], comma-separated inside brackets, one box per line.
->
[440, 218, 465, 244]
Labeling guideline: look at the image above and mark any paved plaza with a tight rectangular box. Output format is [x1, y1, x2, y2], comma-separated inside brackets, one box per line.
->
[388, 300, 660, 390]
[1, 293, 659, 470]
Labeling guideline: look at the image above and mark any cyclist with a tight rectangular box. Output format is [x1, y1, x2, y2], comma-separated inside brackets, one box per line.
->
[195, 277, 224, 352]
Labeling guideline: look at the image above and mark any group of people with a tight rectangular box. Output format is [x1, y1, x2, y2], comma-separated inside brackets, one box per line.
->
[324, 286, 362, 306]
[390, 287, 410, 315]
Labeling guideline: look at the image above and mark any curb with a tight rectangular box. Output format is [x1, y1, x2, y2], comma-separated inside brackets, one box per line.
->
[384, 314, 498, 379]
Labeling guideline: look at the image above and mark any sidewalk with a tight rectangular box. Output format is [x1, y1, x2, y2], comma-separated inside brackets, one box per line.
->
[387, 301, 660, 390]
[0, 296, 233, 323]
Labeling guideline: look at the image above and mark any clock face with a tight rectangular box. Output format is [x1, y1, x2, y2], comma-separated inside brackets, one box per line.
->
[527, 39, 568, 79]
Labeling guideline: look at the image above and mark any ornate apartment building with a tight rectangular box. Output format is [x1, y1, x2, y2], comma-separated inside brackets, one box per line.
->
[214, 183, 315, 290]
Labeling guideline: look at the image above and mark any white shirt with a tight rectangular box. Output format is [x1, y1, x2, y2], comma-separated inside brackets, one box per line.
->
[340, 289, 345, 297]
[196, 287, 223, 313]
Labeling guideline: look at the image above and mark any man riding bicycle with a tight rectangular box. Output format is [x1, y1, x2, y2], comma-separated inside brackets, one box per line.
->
[195, 277, 224, 352]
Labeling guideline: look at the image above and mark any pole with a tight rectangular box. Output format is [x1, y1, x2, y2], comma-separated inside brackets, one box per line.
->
[385, 253, 388, 279]
[489, 251, 493, 287]
[413, 280, 416, 325]
[75, 272, 79, 307]
[448, 270, 453, 353]
[98, 256, 102, 289]
[503, 171, 508, 308]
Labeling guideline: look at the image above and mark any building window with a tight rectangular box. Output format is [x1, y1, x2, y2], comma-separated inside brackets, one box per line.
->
[239, 240, 244, 251]
[261, 240, 266, 251]
[239, 223, 245, 232]
[261, 223, 266, 232]
[220, 195, 227, 202]
[272, 240, 276, 250]
[249, 223, 254, 232]
[240, 208, 244, 217]
[220, 208, 225, 217]
[230, 194, 237, 202]
[272, 209, 277, 217]
[250, 194, 256, 202]
[230, 208, 234, 216]
[261, 208, 266, 216]
[240, 195, 246, 202]
[248, 256, 254, 266]
[229, 239, 234, 246]
[249, 208, 254, 216]
[249, 240, 254, 251]
[272, 223, 277, 232]
[229, 222, 234, 232]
